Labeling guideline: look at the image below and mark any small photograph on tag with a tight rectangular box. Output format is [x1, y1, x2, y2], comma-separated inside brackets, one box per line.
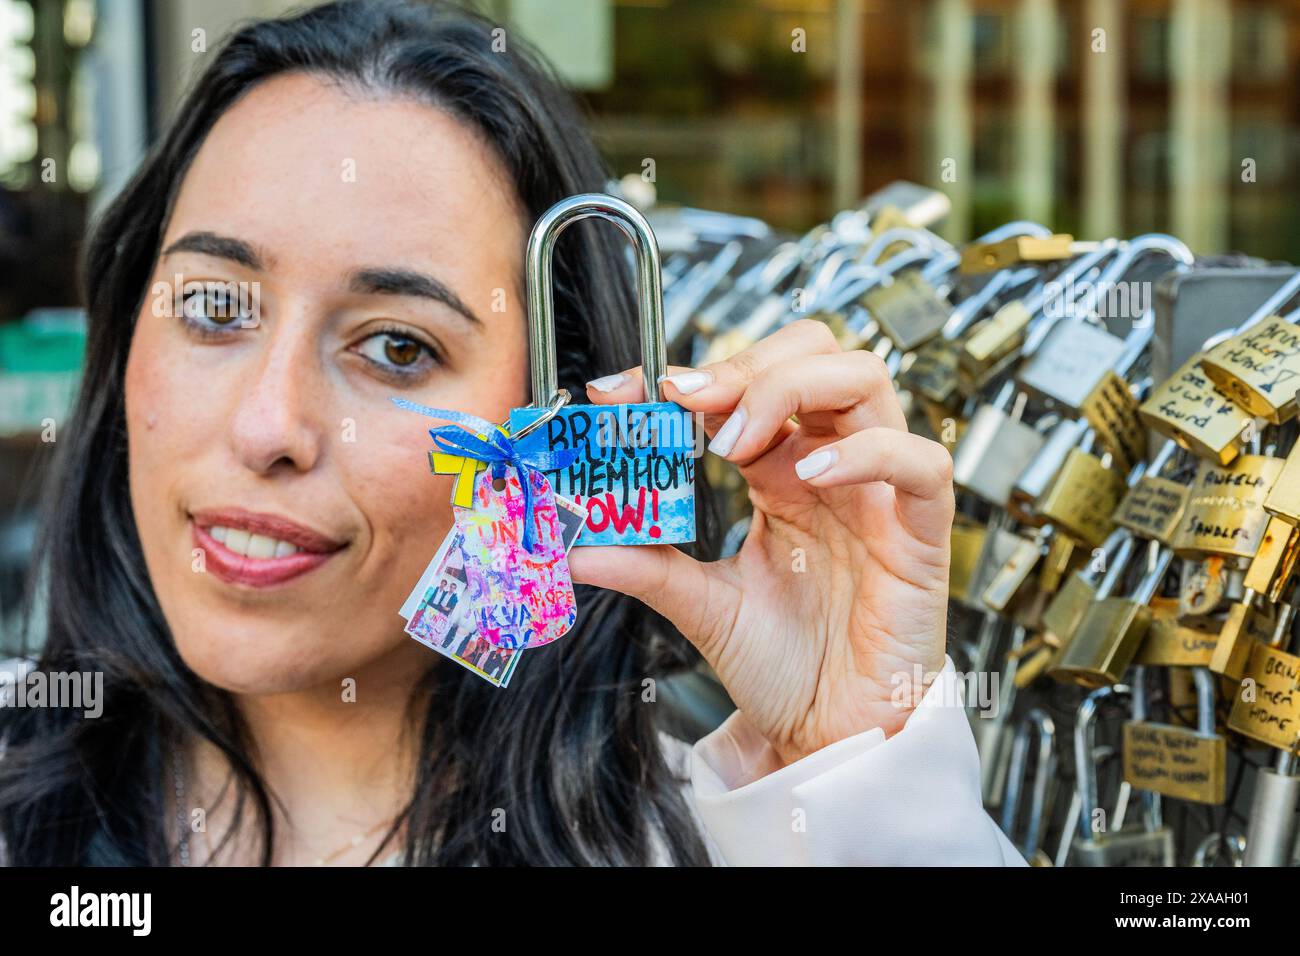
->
[399, 524, 461, 622]
[554, 492, 588, 552]
[406, 530, 522, 687]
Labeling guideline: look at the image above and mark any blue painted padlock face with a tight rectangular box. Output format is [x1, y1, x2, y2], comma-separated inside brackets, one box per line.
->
[508, 402, 697, 546]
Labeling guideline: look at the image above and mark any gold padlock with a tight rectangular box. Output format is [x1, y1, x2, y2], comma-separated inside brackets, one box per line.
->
[1036, 447, 1125, 547]
[1170, 454, 1284, 559]
[1123, 668, 1227, 805]
[861, 269, 953, 353]
[1138, 355, 1254, 465]
[1050, 543, 1173, 688]
[1227, 639, 1300, 751]
[1135, 599, 1218, 667]
[1041, 528, 1135, 654]
[959, 300, 1033, 390]
[901, 334, 963, 409]
[1208, 515, 1299, 680]
[960, 234, 1075, 274]
[1200, 315, 1300, 424]
[949, 518, 989, 606]
[1264, 439, 1300, 527]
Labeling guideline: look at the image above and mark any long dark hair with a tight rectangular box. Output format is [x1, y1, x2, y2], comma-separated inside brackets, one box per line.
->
[0, 0, 716, 866]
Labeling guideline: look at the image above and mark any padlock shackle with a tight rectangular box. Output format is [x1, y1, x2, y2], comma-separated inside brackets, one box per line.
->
[526, 193, 666, 406]
[1074, 684, 1131, 843]
[1000, 708, 1056, 859]
[1192, 666, 1217, 736]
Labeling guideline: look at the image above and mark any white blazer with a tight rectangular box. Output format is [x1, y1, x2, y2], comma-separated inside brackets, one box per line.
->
[678, 655, 1026, 865]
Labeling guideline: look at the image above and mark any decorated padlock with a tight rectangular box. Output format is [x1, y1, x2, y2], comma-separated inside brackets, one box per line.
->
[508, 194, 697, 546]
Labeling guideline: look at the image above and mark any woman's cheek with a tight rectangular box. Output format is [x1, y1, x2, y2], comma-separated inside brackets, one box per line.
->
[345, 423, 456, 597]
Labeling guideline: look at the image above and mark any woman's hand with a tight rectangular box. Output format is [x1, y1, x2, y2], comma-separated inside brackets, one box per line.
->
[567, 320, 954, 769]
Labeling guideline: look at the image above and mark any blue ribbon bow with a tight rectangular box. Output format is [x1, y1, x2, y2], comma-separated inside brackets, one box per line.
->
[391, 398, 582, 554]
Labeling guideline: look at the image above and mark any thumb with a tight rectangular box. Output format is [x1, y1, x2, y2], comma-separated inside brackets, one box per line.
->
[567, 544, 714, 646]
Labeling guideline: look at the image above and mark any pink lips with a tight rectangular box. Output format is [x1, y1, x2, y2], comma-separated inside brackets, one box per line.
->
[190, 508, 346, 589]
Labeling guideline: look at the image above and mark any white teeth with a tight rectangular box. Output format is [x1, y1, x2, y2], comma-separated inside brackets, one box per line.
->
[208, 526, 302, 559]
[246, 534, 276, 559]
[224, 528, 250, 555]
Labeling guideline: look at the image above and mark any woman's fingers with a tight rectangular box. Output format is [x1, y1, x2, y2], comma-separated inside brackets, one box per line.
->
[795, 427, 955, 547]
[585, 364, 693, 403]
[584, 318, 842, 419]
[704, 350, 905, 466]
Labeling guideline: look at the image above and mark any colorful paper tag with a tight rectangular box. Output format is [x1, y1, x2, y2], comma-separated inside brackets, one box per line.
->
[401, 492, 586, 686]
[455, 467, 578, 649]
[507, 402, 697, 546]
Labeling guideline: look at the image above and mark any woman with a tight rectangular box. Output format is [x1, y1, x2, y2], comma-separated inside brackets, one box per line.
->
[0, 0, 1018, 866]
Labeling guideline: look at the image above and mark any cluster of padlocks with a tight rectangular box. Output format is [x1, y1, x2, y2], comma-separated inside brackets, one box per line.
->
[648, 180, 1300, 867]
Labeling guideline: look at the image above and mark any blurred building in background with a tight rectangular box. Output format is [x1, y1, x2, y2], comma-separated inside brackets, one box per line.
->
[2, 0, 1300, 645]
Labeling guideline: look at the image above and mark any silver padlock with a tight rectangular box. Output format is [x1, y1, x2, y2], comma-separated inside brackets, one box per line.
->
[952, 382, 1046, 507]
[1245, 754, 1300, 867]
[1009, 418, 1092, 524]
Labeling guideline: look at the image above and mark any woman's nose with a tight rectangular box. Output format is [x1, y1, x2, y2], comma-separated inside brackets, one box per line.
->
[227, 331, 327, 475]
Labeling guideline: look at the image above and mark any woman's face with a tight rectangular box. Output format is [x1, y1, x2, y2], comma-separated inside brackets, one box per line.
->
[125, 73, 528, 695]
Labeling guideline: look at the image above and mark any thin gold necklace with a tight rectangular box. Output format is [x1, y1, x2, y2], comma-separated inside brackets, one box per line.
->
[172, 742, 400, 866]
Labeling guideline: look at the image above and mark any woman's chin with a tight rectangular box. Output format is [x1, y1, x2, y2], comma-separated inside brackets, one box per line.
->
[173, 631, 371, 697]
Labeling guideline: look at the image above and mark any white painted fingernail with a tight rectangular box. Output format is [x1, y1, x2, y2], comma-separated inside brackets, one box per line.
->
[709, 406, 747, 458]
[662, 370, 714, 395]
[795, 448, 838, 480]
[587, 373, 626, 393]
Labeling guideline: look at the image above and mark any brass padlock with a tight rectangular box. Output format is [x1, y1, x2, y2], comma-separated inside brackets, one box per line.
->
[1009, 418, 1091, 525]
[948, 518, 988, 605]
[1041, 528, 1135, 652]
[1138, 355, 1255, 465]
[1227, 638, 1300, 751]
[960, 234, 1075, 274]
[1110, 441, 1190, 547]
[1264, 438, 1300, 526]
[1051, 542, 1174, 688]
[1170, 454, 1284, 559]
[1122, 667, 1227, 805]
[1200, 311, 1300, 424]
[1036, 446, 1126, 547]
[861, 267, 953, 353]
[1135, 599, 1218, 667]
[1208, 514, 1300, 679]
[1038, 530, 1078, 594]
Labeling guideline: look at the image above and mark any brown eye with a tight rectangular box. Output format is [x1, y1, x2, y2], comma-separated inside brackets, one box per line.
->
[354, 329, 439, 377]
[383, 335, 422, 366]
[182, 286, 251, 327]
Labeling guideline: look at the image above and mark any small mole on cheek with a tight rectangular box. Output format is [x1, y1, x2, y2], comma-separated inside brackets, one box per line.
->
[146, 413, 158, 430]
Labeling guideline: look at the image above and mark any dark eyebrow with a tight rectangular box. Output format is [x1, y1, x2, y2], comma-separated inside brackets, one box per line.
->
[160, 231, 269, 271]
[348, 268, 483, 327]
